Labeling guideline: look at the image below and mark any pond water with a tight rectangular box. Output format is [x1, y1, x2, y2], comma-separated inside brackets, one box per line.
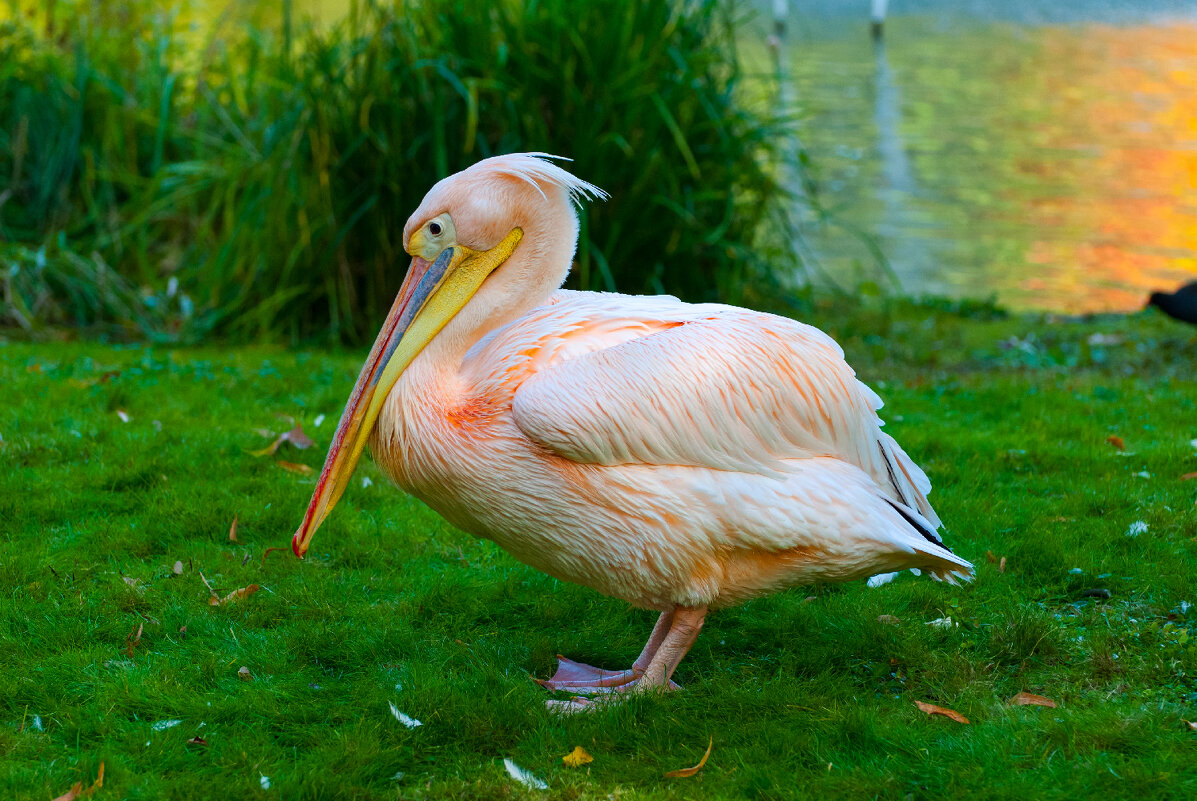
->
[776, 1, 1197, 312]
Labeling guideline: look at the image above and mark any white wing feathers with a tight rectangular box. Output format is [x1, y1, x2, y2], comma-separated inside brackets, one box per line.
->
[509, 295, 941, 528]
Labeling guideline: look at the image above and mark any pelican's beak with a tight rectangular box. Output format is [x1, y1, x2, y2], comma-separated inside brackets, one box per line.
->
[291, 227, 523, 557]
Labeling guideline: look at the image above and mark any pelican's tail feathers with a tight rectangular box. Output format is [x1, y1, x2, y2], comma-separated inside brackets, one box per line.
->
[884, 497, 974, 584]
[879, 432, 942, 530]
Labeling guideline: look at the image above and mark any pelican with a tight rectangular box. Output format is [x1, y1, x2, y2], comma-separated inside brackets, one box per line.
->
[292, 153, 972, 708]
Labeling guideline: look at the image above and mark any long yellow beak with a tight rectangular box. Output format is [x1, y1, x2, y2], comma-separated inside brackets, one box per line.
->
[291, 227, 523, 557]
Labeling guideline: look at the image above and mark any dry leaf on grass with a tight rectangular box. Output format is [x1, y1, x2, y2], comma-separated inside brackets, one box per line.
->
[664, 736, 713, 779]
[49, 777, 84, 798]
[210, 584, 260, 606]
[986, 550, 997, 564]
[238, 666, 253, 681]
[51, 759, 105, 801]
[914, 701, 969, 724]
[1181, 472, 1197, 481]
[1106, 435, 1125, 450]
[262, 546, 289, 563]
[277, 461, 314, 475]
[228, 515, 239, 542]
[999, 556, 1007, 573]
[199, 572, 220, 604]
[248, 424, 317, 457]
[187, 736, 208, 746]
[562, 746, 593, 767]
[172, 561, 183, 576]
[1009, 692, 1057, 708]
[126, 623, 143, 658]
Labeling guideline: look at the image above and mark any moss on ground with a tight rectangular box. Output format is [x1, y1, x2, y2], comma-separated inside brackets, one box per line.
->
[2, 300, 1196, 799]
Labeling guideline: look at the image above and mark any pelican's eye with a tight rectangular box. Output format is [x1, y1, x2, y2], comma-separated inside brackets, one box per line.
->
[429, 222, 443, 236]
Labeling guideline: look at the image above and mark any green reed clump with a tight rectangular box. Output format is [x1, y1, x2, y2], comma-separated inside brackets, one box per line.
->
[0, 0, 801, 343]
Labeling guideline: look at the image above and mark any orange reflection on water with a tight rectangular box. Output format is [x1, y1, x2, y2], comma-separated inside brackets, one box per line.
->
[1023, 23, 1197, 312]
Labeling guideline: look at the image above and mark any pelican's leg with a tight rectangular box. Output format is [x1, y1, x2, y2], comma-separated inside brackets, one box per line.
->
[633, 606, 706, 692]
[537, 610, 674, 693]
[543, 608, 708, 712]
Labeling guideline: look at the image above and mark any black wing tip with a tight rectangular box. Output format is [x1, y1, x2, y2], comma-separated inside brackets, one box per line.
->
[884, 497, 947, 549]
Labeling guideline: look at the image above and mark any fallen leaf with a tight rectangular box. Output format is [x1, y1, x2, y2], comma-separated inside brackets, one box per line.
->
[664, 736, 713, 778]
[914, 701, 970, 724]
[562, 746, 593, 767]
[999, 556, 1007, 573]
[198, 572, 220, 604]
[210, 584, 260, 606]
[1181, 472, 1197, 481]
[389, 701, 422, 728]
[228, 515, 239, 542]
[238, 666, 253, 681]
[187, 736, 208, 746]
[50, 767, 102, 801]
[51, 782, 82, 801]
[1009, 692, 1057, 708]
[277, 460, 314, 475]
[262, 546, 288, 562]
[248, 424, 316, 457]
[986, 550, 997, 564]
[284, 424, 316, 449]
[173, 561, 183, 576]
[1106, 435, 1125, 450]
[503, 758, 547, 790]
[126, 623, 143, 658]
[121, 575, 140, 589]
[877, 614, 900, 625]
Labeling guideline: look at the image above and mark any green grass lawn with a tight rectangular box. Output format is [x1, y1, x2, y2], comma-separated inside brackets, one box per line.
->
[2, 301, 1196, 799]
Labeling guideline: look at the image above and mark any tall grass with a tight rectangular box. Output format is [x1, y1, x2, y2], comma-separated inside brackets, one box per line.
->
[0, 0, 801, 343]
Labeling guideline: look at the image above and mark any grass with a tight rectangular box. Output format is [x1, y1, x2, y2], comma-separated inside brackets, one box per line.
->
[0, 0, 797, 344]
[2, 300, 1196, 799]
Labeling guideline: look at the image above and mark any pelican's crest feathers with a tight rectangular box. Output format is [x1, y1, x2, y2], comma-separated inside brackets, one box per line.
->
[476, 152, 609, 206]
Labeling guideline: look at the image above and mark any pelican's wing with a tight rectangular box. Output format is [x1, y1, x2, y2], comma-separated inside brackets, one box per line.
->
[510, 297, 941, 527]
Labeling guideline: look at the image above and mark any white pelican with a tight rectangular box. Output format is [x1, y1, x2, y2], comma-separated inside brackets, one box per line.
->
[292, 153, 972, 708]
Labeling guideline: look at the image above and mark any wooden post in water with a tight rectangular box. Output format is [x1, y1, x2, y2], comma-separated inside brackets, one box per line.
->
[871, 0, 888, 40]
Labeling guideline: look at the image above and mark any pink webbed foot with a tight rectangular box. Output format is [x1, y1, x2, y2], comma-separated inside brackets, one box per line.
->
[534, 655, 640, 694]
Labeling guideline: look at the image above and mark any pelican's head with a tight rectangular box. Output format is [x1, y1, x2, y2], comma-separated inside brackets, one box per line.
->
[292, 153, 605, 557]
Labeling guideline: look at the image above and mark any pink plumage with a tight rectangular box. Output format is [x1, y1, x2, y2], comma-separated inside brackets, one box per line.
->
[318, 153, 972, 706]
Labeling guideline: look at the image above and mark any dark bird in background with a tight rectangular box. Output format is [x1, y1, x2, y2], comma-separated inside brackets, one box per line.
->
[1147, 281, 1197, 327]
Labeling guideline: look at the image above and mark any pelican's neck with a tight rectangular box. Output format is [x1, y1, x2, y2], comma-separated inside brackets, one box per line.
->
[416, 207, 577, 374]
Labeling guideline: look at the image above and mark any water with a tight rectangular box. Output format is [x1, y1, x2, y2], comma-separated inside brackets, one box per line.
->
[777, 3, 1197, 312]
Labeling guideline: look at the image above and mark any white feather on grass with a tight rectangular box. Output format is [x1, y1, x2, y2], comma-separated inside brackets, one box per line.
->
[389, 701, 422, 728]
[503, 758, 548, 790]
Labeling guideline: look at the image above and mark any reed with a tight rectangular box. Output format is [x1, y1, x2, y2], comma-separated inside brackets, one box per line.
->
[0, 0, 801, 343]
